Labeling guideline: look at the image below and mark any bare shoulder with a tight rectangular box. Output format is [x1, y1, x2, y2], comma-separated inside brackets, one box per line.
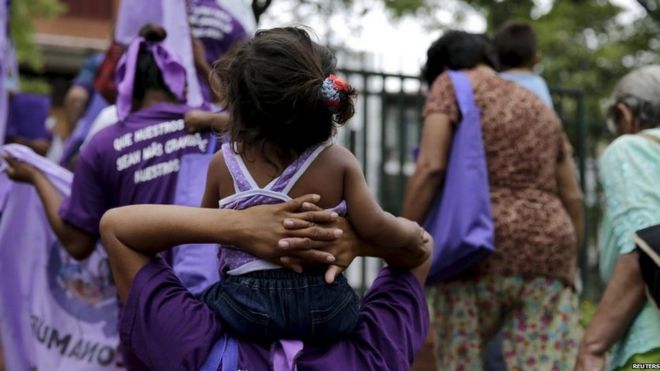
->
[209, 149, 227, 172]
[316, 143, 360, 170]
[207, 149, 235, 197]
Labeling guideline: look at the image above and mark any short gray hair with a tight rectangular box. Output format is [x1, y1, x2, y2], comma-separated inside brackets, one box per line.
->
[608, 65, 660, 129]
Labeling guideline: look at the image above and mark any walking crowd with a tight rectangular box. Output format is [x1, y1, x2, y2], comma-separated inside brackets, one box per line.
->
[0, 1, 658, 370]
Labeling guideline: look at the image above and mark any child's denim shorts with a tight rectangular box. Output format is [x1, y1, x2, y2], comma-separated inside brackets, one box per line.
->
[199, 267, 360, 342]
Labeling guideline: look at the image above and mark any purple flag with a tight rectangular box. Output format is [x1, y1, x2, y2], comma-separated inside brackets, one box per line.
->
[0, 0, 9, 145]
[0, 144, 122, 370]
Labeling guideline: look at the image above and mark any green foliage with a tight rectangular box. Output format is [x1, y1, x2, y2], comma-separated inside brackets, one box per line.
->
[385, 0, 659, 122]
[10, 0, 65, 71]
[382, 0, 429, 17]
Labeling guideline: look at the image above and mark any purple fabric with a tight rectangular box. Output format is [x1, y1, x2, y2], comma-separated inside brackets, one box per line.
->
[5, 92, 51, 140]
[114, 0, 203, 107]
[0, 0, 8, 145]
[423, 71, 495, 283]
[272, 340, 303, 371]
[218, 141, 347, 272]
[115, 37, 187, 121]
[60, 92, 110, 166]
[170, 134, 220, 294]
[187, 0, 249, 102]
[119, 257, 428, 371]
[119, 257, 221, 371]
[0, 144, 121, 371]
[2, 144, 73, 190]
[58, 102, 212, 235]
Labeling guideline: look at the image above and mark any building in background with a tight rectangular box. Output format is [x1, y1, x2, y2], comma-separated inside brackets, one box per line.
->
[35, 0, 116, 71]
[26, 0, 116, 135]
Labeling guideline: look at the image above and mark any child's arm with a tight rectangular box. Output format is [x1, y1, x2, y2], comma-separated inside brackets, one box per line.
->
[200, 151, 224, 208]
[340, 147, 423, 250]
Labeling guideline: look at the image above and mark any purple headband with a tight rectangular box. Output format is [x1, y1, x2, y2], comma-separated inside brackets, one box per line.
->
[115, 37, 187, 120]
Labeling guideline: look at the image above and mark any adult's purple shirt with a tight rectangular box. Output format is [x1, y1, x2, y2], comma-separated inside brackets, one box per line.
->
[59, 102, 214, 235]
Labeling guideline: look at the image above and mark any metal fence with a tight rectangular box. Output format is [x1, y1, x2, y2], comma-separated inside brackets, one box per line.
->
[336, 68, 594, 296]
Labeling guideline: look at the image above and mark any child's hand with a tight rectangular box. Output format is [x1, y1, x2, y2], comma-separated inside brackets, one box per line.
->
[279, 201, 359, 283]
[240, 194, 343, 270]
[184, 110, 209, 133]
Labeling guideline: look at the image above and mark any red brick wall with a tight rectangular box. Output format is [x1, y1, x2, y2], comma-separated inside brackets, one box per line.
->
[61, 0, 113, 20]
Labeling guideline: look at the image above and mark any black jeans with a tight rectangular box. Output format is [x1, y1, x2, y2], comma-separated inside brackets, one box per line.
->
[200, 268, 360, 342]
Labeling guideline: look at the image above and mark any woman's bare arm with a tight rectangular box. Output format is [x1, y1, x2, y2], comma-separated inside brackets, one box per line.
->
[401, 113, 452, 223]
[341, 146, 423, 250]
[575, 252, 646, 370]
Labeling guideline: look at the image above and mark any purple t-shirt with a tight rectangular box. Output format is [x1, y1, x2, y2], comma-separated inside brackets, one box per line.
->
[237, 268, 429, 370]
[188, 0, 249, 102]
[119, 257, 429, 370]
[59, 103, 214, 235]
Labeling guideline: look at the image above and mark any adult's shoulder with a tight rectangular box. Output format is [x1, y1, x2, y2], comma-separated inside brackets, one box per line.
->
[428, 71, 454, 95]
[424, 72, 459, 123]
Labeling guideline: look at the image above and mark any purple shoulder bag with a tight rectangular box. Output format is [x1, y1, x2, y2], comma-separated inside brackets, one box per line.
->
[423, 71, 495, 283]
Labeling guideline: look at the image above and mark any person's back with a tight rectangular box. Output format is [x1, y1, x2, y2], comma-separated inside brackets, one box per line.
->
[493, 21, 554, 108]
[414, 30, 582, 371]
[199, 27, 424, 341]
[426, 66, 576, 285]
[60, 26, 215, 236]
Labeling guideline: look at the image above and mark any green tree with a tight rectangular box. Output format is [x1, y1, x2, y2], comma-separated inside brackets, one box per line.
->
[10, 0, 65, 71]
[9, 0, 65, 93]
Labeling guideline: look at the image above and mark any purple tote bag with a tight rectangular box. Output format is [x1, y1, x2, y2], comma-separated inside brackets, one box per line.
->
[423, 71, 495, 283]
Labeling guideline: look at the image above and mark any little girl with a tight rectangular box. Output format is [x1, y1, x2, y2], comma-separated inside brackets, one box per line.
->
[199, 27, 424, 341]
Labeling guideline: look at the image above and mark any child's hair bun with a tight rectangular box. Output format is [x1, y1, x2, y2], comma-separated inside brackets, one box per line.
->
[138, 23, 167, 43]
[319, 74, 356, 125]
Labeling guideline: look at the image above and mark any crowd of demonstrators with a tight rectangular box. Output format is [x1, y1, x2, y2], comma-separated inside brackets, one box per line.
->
[1, 6, 432, 371]
[402, 30, 584, 370]
[5, 25, 214, 261]
[2, 0, 660, 369]
[576, 66, 660, 371]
